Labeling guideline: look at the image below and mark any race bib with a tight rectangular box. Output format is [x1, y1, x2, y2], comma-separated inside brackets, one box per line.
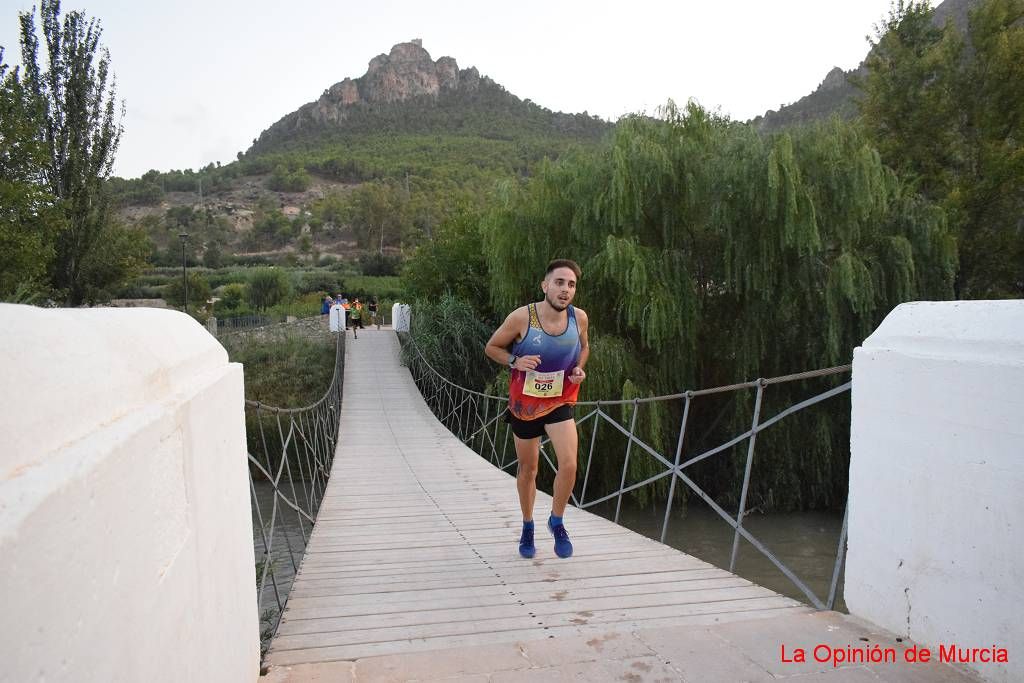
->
[524, 370, 564, 398]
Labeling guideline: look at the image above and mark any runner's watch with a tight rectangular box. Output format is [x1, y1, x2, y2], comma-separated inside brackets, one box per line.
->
[508, 354, 517, 369]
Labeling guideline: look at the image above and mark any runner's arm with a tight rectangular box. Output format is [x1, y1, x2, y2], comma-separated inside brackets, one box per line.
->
[485, 308, 535, 368]
[576, 308, 590, 371]
[569, 309, 590, 384]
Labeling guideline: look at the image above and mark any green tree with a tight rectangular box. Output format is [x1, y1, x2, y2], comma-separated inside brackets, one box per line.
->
[857, 1, 964, 199]
[18, 1, 140, 304]
[203, 242, 223, 269]
[348, 181, 408, 253]
[247, 267, 291, 311]
[164, 271, 211, 309]
[218, 282, 246, 311]
[252, 208, 293, 247]
[0, 48, 57, 297]
[956, 0, 1024, 296]
[359, 252, 401, 276]
[267, 162, 311, 192]
[401, 209, 491, 317]
[402, 293, 496, 392]
[858, 0, 1024, 297]
[166, 205, 195, 229]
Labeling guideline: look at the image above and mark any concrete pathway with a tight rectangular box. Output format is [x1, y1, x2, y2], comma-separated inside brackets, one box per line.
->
[265, 330, 978, 682]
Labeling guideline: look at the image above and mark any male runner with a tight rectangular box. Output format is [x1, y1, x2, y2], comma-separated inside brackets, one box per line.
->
[484, 259, 589, 558]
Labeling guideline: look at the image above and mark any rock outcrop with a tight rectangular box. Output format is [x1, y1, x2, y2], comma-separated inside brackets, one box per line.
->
[267, 40, 487, 136]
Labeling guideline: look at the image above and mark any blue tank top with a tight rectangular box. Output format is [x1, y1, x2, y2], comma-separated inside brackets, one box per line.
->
[508, 303, 582, 420]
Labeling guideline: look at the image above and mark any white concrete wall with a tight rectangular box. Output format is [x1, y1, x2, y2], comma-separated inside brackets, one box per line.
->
[846, 300, 1023, 683]
[0, 304, 259, 683]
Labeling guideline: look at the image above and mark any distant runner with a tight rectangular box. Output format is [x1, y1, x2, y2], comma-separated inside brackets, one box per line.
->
[349, 298, 362, 338]
[368, 297, 380, 329]
[484, 259, 589, 559]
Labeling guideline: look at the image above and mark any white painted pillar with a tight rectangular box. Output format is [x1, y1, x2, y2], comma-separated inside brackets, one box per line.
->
[392, 303, 411, 332]
[846, 300, 1023, 683]
[0, 304, 260, 683]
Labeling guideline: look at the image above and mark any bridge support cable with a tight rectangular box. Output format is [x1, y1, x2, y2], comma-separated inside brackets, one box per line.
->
[246, 332, 345, 656]
[400, 332, 852, 611]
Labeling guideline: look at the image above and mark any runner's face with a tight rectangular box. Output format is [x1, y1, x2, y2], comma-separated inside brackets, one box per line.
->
[542, 267, 577, 311]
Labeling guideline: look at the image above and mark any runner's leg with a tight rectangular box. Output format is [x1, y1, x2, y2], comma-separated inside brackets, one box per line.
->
[544, 418, 578, 517]
[513, 434, 540, 521]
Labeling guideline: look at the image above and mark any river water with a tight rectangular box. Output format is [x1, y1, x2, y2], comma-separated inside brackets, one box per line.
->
[250, 480, 312, 626]
[606, 500, 846, 611]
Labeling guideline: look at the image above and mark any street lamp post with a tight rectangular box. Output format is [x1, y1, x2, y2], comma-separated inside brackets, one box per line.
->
[179, 232, 189, 313]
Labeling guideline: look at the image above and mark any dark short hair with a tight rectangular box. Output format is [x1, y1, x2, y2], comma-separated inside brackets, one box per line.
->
[545, 259, 581, 280]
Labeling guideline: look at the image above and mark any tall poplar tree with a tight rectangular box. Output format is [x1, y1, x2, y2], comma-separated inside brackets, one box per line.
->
[18, 0, 146, 304]
[0, 48, 57, 298]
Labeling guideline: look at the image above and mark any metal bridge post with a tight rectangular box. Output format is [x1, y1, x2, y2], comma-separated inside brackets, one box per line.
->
[660, 394, 692, 544]
[827, 504, 849, 610]
[478, 398, 490, 456]
[730, 381, 765, 572]
[614, 399, 641, 524]
[578, 402, 601, 508]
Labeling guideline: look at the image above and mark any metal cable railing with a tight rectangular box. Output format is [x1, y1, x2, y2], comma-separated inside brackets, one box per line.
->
[245, 331, 344, 655]
[401, 334, 851, 611]
[219, 314, 278, 332]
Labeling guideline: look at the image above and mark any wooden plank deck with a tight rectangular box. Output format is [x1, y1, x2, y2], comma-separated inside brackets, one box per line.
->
[265, 329, 980, 682]
[267, 330, 806, 666]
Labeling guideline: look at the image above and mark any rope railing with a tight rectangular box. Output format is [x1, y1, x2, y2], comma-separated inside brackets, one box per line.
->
[401, 333, 851, 611]
[245, 331, 344, 654]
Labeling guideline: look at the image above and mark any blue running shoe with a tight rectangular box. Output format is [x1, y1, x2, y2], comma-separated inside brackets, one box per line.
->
[548, 518, 573, 558]
[519, 522, 535, 558]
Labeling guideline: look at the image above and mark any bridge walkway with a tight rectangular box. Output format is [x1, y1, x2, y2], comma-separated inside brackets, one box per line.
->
[265, 330, 977, 682]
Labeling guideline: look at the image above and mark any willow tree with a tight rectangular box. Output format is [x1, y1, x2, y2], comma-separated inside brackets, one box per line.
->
[482, 102, 955, 511]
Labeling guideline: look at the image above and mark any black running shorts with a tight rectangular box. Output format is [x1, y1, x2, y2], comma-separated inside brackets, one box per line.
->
[504, 404, 574, 440]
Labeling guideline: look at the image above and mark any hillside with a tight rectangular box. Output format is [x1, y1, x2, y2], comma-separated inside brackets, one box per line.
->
[112, 40, 613, 269]
[251, 39, 609, 153]
[751, 0, 977, 132]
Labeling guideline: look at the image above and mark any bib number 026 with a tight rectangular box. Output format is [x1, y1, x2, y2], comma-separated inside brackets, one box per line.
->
[523, 370, 564, 398]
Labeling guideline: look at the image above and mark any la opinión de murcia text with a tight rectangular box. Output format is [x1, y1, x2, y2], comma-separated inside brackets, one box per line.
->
[780, 643, 1009, 668]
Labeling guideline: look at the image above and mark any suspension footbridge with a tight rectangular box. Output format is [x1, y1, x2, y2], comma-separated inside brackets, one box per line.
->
[7, 303, 1015, 683]
[256, 329, 978, 682]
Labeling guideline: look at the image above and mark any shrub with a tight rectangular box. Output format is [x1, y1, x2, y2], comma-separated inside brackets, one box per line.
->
[219, 283, 246, 311]
[359, 252, 401, 276]
[164, 272, 211, 309]
[297, 271, 343, 295]
[247, 268, 292, 311]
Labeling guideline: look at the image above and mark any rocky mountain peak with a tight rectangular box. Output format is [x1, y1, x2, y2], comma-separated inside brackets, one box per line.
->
[278, 40, 485, 132]
[312, 40, 476, 115]
[360, 40, 466, 103]
[820, 66, 848, 91]
[250, 39, 607, 152]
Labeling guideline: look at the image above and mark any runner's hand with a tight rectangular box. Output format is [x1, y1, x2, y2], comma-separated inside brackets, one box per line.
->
[569, 367, 586, 384]
[516, 355, 541, 371]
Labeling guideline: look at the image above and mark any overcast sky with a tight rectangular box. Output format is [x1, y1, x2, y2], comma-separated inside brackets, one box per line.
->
[0, 0, 896, 179]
